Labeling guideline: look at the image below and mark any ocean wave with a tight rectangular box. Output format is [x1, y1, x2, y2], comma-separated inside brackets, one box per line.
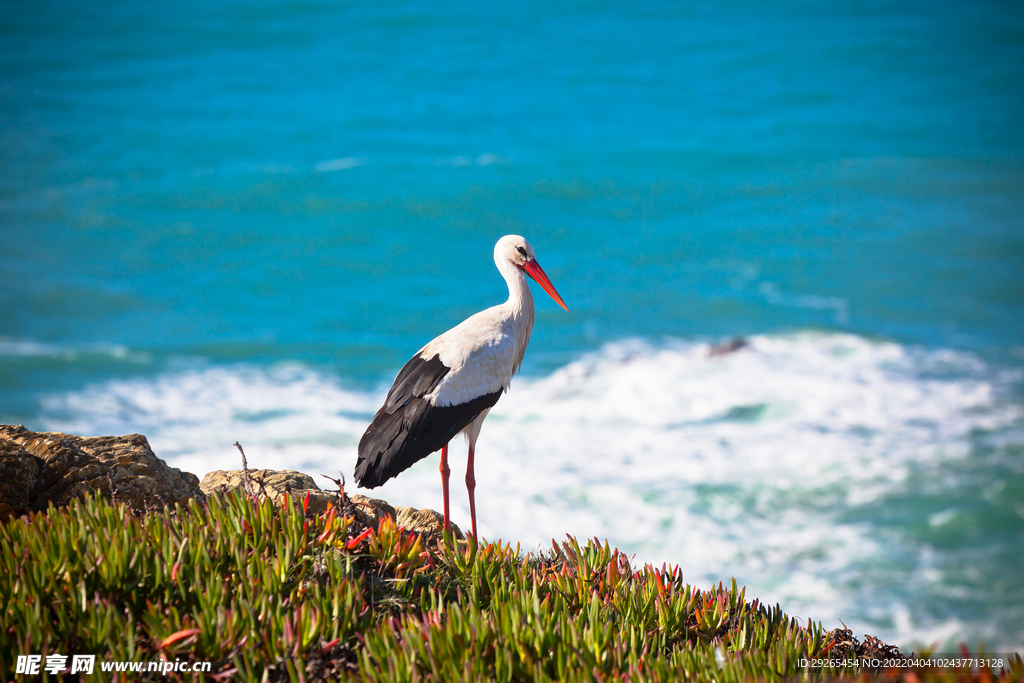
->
[0, 337, 151, 363]
[434, 153, 510, 167]
[759, 282, 850, 323]
[35, 332, 1024, 650]
[313, 157, 365, 172]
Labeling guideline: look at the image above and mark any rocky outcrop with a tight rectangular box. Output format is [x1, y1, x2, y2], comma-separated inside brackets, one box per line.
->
[200, 468, 463, 539]
[0, 424, 459, 540]
[200, 469, 328, 507]
[0, 424, 204, 520]
[394, 506, 453, 539]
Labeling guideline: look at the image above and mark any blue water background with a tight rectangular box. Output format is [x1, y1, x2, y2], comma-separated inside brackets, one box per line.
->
[2, 0, 1023, 650]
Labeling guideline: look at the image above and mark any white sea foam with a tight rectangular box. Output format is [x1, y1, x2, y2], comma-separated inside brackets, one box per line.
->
[759, 282, 850, 323]
[246, 163, 295, 174]
[39, 362, 370, 479]
[434, 153, 511, 167]
[313, 157, 365, 172]
[35, 332, 1024, 650]
[0, 337, 150, 363]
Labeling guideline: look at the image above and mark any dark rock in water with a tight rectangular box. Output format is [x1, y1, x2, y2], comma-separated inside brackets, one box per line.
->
[0, 424, 204, 520]
[200, 468, 463, 539]
[708, 337, 750, 357]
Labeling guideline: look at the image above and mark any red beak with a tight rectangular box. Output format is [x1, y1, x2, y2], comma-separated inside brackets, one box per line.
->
[522, 259, 569, 311]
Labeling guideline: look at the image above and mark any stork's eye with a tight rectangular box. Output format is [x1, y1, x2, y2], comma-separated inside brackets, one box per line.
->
[516, 246, 527, 257]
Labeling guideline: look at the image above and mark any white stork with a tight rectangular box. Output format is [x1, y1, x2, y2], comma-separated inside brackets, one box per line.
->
[354, 235, 568, 538]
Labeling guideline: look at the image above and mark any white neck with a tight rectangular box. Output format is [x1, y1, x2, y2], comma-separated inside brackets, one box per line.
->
[498, 258, 534, 317]
[496, 256, 535, 371]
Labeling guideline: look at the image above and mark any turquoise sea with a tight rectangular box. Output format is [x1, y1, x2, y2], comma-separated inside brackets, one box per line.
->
[2, 0, 1023, 651]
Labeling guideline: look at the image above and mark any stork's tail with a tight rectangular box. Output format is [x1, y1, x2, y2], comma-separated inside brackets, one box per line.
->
[354, 391, 503, 488]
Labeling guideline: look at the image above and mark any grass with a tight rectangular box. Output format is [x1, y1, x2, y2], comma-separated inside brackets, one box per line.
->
[1, 489, 1020, 682]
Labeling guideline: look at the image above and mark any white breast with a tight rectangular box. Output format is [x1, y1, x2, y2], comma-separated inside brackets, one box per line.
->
[419, 304, 529, 407]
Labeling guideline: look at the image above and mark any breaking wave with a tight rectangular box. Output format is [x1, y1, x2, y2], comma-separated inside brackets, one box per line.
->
[36, 332, 1024, 651]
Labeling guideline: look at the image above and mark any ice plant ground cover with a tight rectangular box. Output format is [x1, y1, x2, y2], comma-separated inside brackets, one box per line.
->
[0, 490, 1019, 682]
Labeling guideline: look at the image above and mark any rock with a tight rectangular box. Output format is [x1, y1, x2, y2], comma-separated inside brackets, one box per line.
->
[396, 506, 458, 539]
[200, 468, 319, 497]
[0, 425, 463, 540]
[200, 468, 463, 539]
[0, 424, 204, 519]
[349, 493, 397, 528]
[0, 437, 40, 519]
[200, 468, 341, 517]
[355, 495, 463, 539]
[708, 337, 749, 357]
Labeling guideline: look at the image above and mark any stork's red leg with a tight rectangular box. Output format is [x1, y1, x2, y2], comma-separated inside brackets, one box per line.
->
[465, 442, 478, 539]
[439, 443, 451, 532]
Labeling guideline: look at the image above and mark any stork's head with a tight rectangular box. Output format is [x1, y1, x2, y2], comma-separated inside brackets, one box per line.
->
[495, 235, 569, 311]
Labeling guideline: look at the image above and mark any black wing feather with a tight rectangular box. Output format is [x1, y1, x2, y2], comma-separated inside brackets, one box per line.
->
[355, 353, 502, 488]
[384, 353, 449, 410]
